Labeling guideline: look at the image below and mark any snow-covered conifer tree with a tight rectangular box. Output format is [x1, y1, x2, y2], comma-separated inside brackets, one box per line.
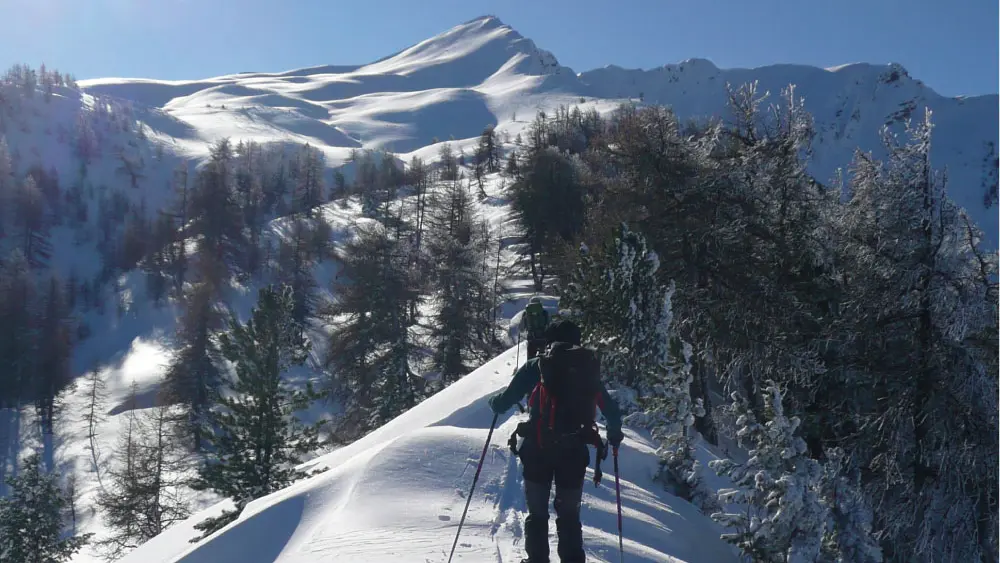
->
[710, 383, 828, 562]
[564, 223, 672, 392]
[818, 449, 883, 563]
[566, 224, 712, 509]
[833, 110, 998, 562]
[0, 453, 91, 562]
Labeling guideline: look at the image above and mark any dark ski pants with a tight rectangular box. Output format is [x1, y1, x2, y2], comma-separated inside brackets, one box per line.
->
[519, 440, 589, 563]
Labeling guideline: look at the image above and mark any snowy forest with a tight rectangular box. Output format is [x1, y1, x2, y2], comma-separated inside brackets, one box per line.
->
[0, 62, 996, 563]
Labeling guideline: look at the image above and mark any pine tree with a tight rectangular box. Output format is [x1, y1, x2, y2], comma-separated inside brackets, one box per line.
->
[563, 224, 671, 391]
[407, 156, 430, 257]
[473, 125, 499, 196]
[39, 64, 54, 102]
[165, 162, 190, 292]
[188, 139, 245, 286]
[294, 144, 324, 216]
[634, 337, 715, 513]
[0, 250, 35, 408]
[95, 386, 141, 560]
[0, 453, 91, 562]
[34, 277, 73, 440]
[504, 148, 519, 178]
[15, 175, 52, 269]
[278, 218, 319, 329]
[352, 150, 380, 217]
[332, 170, 347, 199]
[74, 114, 98, 164]
[480, 125, 500, 172]
[710, 383, 828, 563]
[510, 146, 586, 289]
[162, 282, 222, 451]
[438, 143, 458, 181]
[568, 225, 711, 508]
[0, 136, 12, 239]
[192, 285, 322, 537]
[234, 144, 266, 278]
[143, 214, 174, 306]
[115, 149, 145, 189]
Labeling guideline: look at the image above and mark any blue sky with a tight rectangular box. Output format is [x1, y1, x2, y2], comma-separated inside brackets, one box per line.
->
[1, 0, 996, 97]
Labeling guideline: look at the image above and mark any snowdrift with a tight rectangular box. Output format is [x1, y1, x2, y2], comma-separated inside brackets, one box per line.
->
[121, 344, 738, 563]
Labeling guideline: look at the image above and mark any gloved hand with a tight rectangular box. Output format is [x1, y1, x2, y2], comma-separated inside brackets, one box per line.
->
[607, 427, 625, 449]
[488, 394, 506, 415]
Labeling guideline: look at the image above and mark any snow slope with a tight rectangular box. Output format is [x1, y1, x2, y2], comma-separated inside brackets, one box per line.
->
[78, 15, 998, 243]
[119, 343, 739, 563]
[0, 13, 994, 563]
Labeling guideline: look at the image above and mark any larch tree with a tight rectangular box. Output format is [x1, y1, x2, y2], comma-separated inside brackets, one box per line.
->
[426, 180, 496, 384]
[97, 392, 191, 561]
[831, 111, 998, 563]
[325, 223, 419, 433]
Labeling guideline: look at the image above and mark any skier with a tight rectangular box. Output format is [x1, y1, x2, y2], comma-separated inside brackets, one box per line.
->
[489, 319, 624, 563]
[519, 296, 550, 359]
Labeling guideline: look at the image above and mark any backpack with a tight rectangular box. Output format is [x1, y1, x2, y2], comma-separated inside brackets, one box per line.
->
[524, 303, 548, 338]
[532, 342, 602, 438]
[507, 342, 609, 485]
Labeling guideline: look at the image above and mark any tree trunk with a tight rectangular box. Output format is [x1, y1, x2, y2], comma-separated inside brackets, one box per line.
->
[689, 356, 718, 445]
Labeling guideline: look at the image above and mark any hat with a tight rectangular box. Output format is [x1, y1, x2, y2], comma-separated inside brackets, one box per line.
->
[544, 319, 581, 346]
[529, 296, 542, 305]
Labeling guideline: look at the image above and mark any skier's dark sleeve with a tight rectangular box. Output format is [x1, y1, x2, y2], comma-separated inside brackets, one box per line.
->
[488, 359, 540, 415]
[596, 384, 623, 439]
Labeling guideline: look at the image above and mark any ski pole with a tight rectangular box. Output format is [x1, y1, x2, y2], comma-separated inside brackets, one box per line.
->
[447, 412, 499, 563]
[514, 322, 521, 367]
[613, 446, 624, 563]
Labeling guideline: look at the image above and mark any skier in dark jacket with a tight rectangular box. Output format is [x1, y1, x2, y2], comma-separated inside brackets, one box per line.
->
[489, 320, 624, 563]
[520, 296, 550, 359]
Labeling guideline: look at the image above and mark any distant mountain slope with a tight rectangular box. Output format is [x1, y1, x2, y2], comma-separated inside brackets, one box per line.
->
[78, 15, 998, 242]
[578, 59, 998, 240]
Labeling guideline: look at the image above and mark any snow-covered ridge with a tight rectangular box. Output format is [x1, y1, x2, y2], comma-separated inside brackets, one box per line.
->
[119, 344, 739, 563]
[77, 15, 997, 242]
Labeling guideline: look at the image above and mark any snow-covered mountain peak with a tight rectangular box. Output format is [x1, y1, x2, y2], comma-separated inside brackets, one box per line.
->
[72, 16, 997, 239]
[358, 13, 573, 82]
